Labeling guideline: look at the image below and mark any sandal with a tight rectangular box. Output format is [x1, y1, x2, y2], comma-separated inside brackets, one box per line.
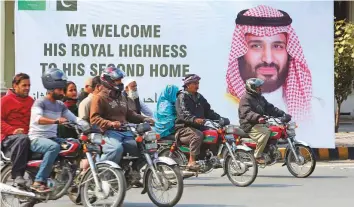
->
[30, 182, 52, 193]
[186, 163, 200, 171]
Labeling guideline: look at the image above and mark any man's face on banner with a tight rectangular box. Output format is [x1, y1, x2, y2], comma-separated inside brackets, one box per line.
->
[239, 33, 290, 93]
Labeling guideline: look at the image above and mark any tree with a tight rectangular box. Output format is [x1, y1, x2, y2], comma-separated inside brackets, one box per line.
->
[334, 19, 354, 132]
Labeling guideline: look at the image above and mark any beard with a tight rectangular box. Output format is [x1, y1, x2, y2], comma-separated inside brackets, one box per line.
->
[128, 90, 139, 100]
[52, 92, 64, 100]
[238, 56, 290, 93]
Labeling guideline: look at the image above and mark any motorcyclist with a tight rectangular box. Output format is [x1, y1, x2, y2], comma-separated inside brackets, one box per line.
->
[1, 73, 34, 186]
[90, 67, 154, 185]
[122, 78, 153, 117]
[28, 68, 88, 192]
[175, 74, 224, 171]
[238, 78, 291, 164]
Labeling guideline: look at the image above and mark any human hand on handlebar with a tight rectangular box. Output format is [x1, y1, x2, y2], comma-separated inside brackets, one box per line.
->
[281, 113, 292, 123]
[110, 121, 121, 129]
[258, 117, 266, 124]
[194, 118, 204, 125]
[144, 118, 155, 126]
[56, 117, 68, 124]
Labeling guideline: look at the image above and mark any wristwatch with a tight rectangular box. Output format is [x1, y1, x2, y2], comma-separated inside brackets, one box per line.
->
[54, 119, 59, 124]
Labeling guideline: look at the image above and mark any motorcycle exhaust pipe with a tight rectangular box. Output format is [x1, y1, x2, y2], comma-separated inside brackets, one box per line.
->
[0, 183, 36, 198]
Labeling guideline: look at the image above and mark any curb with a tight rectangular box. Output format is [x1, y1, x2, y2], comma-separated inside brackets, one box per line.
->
[279, 147, 354, 160]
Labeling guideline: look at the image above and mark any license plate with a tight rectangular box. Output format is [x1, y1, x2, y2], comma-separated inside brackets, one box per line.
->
[145, 142, 158, 150]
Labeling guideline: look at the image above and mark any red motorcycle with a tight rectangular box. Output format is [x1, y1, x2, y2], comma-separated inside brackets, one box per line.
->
[234, 116, 316, 178]
[0, 122, 126, 207]
[158, 118, 258, 187]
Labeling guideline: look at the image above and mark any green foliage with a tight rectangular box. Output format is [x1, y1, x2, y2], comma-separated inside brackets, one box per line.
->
[334, 20, 354, 105]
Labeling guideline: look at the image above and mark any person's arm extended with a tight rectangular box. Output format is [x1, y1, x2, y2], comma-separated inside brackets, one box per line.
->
[140, 99, 153, 117]
[31, 100, 57, 125]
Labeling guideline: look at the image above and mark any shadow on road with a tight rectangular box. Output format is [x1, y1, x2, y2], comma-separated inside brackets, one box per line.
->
[124, 203, 245, 207]
[258, 175, 348, 179]
[185, 177, 218, 181]
[249, 183, 301, 188]
[184, 183, 299, 188]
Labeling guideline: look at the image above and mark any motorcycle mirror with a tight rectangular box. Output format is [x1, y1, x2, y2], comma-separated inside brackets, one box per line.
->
[219, 117, 230, 126]
[137, 122, 151, 134]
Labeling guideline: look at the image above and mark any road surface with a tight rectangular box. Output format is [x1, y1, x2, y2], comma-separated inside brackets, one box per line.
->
[33, 161, 353, 207]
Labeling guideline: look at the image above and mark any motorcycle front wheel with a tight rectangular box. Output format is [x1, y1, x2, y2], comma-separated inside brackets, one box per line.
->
[224, 149, 258, 187]
[145, 163, 183, 207]
[286, 144, 316, 178]
[79, 163, 126, 207]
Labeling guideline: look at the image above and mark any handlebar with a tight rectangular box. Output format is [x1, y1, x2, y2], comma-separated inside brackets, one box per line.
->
[112, 122, 153, 135]
[263, 115, 291, 125]
[203, 117, 230, 129]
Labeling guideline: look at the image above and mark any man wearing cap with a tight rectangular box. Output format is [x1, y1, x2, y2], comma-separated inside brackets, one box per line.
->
[175, 74, 226, 171]
[122, 78, 153, 117]
[226, 5, 314, 122]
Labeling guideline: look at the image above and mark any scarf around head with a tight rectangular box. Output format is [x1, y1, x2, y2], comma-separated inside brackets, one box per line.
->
[226, 5, 312, 121]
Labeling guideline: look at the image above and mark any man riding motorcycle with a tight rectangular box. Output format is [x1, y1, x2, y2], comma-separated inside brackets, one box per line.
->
[175, 74, 225, 171]
[28, 68, 88, 192]
[238, 78, 292, 164]
[1, 73, 34, 186]
[90, 67, 154, 186]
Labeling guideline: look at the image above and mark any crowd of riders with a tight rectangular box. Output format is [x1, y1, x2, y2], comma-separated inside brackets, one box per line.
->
[0, 66, 291, 193]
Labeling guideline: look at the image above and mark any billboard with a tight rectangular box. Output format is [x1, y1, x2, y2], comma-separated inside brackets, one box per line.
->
[14, 0, 334, 148]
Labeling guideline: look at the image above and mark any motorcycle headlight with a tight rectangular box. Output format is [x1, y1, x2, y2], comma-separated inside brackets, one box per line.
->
[287, 122, 297, 130]
[144, 131, 158, 142]
[224, 124, 237, 134]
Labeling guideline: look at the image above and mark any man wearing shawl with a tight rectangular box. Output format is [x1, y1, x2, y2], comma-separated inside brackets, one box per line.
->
[226, 5, 312, 122]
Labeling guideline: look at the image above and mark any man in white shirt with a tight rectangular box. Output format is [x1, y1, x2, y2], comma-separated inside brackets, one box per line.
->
[122, 78, 153, 117]
[78, 76, 102, 122]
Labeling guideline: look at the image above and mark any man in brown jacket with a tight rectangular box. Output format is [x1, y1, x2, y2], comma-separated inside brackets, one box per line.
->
[90, 67, 154, 165]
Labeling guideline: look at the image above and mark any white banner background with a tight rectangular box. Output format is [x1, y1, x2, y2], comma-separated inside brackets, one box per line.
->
[15, 0, 334, 148]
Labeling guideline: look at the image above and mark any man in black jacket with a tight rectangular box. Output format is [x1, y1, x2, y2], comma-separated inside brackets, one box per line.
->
[175, 74, 222, 170]
[239, 78, 291, 163]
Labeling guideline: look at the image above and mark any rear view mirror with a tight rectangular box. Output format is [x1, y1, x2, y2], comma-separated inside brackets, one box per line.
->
[136, 122, 151, 134]
[219, 117, 230, 126]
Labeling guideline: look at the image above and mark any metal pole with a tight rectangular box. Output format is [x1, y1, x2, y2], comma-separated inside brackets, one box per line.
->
[0, 0, 6, 93]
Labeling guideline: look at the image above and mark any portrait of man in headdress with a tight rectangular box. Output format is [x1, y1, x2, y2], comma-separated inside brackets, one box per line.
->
[226, 5, 312, 121]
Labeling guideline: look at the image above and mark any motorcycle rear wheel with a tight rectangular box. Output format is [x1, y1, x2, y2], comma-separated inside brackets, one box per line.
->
[0, 165, 36, 207]
[286, 144, 316, 178]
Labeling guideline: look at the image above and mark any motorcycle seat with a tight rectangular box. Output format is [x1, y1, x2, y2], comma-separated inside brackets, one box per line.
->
[234, 128, 250, 138]
[158, 134, 176, 143]
[30, 152, 44, 160]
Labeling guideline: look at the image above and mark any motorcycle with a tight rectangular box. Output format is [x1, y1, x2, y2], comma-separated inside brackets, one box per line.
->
[235, 115, 316, 178]
[157, 118, 258, 187]
[113, 122, 184, 207]
[0, 121, 126, 207]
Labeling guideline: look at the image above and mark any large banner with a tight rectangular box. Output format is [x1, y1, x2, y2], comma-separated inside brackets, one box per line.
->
[15, 0, 334, 148]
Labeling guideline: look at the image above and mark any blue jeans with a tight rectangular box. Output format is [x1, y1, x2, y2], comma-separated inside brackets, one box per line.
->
[101, 130, 138, 164]
[30, 138, 65, 182]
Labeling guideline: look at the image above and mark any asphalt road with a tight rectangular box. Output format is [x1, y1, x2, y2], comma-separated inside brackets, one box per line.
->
[33, 161, 353, 207]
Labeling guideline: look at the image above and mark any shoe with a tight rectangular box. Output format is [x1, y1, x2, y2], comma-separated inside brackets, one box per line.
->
[130, 170, 143, 187]
[14, 176, 26, 186]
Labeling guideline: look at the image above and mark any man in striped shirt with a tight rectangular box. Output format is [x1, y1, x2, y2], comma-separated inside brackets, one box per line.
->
[28, 68, 86, 192]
